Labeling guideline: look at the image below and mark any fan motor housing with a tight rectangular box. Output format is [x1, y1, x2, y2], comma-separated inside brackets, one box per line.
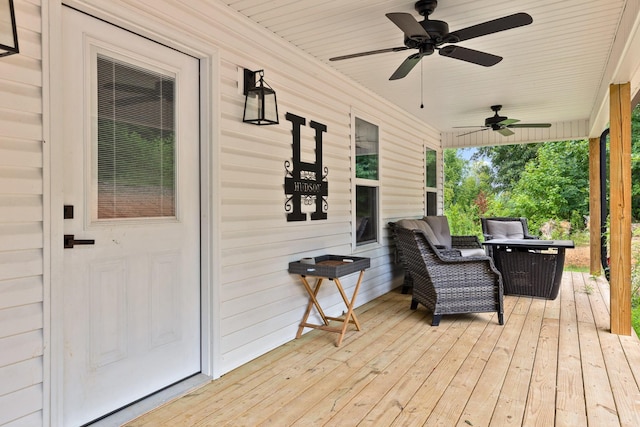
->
[415, 0, 438, 16]
[485, 115, 507, 127]
[421, 19, 449, 41]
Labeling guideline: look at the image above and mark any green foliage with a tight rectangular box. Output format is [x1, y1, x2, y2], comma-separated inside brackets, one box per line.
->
[632, 306, 640, 337]
[632, 262, 640, 336]
[446, 140, 590, 236]
[446, 203, 482, 236]
[444, 149, 487, 237]
[98, 119, 175, 188]
[506, 140, 590, 232]
[355, 154, 379, 180]
[631, 106, 640, 219]
[474, 143, 540, 192]
[632, 234, 640, 336]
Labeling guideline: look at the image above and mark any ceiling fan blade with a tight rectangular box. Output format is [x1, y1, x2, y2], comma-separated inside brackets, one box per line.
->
[453, 126, 486, 129]
[389, 53, 421, 80]
[448, 13, 533, 43]
[439, 45, 502, 67]
[497, 128, 515, 137]
[457, 128, 490, 137]
[498, 118, 520, 126]
[507, 123, 552, 128]
[329, 46, 409, 61]
[386, 13, 430, 41]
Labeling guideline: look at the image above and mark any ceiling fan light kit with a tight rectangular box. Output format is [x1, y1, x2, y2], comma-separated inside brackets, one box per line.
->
[329, 0, 533, 80]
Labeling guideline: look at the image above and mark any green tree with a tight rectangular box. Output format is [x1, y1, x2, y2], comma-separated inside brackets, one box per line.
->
[631, 105, 640, 219]
[444, 149, 493, 236]
[474, 143, 540, 192]
[443, 148, 465, 207]
[504, 140, 589, 232]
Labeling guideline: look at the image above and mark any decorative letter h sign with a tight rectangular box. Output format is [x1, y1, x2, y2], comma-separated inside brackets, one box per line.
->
[284, 112, 328, 221]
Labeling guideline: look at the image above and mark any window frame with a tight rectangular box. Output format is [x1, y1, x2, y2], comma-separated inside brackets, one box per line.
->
[424, 145, 439, 216]
[351, 111, 381, 250]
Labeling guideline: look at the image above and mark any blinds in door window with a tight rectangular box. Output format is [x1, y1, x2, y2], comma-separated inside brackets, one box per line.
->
[96, 55, 176, 219]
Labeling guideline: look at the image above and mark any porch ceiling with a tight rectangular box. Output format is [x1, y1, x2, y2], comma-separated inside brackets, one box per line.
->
[224, 0, 640, 146]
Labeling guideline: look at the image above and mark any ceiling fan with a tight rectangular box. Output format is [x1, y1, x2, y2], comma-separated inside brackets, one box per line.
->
[329, 0, 533, 80]
[456, 105, 552, 137]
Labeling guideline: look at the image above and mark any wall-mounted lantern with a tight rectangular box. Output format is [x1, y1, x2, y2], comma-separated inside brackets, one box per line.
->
[243, 68, 279, 125]
[0, 0, 18, 57]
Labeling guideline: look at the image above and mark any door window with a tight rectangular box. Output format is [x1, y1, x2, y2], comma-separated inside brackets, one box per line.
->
[96, 54, 176, 219]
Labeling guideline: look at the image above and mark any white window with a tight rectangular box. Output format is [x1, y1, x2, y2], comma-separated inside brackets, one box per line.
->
[354, 116, 379, 246]
[425, 147, 437, 215]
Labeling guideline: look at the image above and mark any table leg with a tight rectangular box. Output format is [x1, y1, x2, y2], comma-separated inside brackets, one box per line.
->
[296, 277, 329, 339]
[334, 271, 364, 346]
[295, 270, 365, 346]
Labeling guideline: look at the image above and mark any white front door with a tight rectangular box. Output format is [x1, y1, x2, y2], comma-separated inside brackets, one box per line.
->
[62, 8, 201, 425]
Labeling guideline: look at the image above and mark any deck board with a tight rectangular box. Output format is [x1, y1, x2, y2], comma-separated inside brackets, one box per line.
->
[555, 273, 587, 426]
[125, 272, 640, 427]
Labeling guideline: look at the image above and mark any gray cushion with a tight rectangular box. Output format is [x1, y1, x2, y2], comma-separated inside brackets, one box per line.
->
[460, 248, 487, 257]
[423, 216, 452, 249]
[486, 220, 525, 239]
[396, 219, 440, 246]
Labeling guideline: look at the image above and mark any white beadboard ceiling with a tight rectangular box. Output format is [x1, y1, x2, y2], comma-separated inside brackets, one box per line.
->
[224, 0, 639, 145]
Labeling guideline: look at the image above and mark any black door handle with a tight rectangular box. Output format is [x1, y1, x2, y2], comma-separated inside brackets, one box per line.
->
[64, 234, 95, 249]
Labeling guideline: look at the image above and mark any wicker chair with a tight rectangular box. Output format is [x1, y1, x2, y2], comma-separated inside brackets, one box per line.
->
[388, 220, 464, 294]
[394, 227, 504, 326]
[388, 217, 484, 294]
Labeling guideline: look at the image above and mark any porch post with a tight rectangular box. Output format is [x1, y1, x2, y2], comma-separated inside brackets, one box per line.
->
[609, 82, 632, 335]
[589, 137, 601, 275]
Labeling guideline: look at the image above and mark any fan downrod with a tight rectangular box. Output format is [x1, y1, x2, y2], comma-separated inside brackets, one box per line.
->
[415, 0, 438, 17]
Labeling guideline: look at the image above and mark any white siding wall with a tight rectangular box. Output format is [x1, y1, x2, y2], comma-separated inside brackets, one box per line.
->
[81, 0, 440, 374]
[1, 0, 441, 425]
[202, 5, 441, 371]
[214, 18, 439, 371]
[0, 1, 45, 426]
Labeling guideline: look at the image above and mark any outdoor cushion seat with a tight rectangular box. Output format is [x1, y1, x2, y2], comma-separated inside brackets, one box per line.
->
[481, 217, 538, 241]
[422, 216, 486, 257]
[481, 217, 538, 257]
[480, 217, 538, 257]
[394, 227, 504, 326]
[389, 216, 485, 294]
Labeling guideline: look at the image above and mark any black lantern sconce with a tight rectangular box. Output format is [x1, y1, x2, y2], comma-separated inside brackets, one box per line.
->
[0, 0, 18, 58]
[243, 68, 279, 125]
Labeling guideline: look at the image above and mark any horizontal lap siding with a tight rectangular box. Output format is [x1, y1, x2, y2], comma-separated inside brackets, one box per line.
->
[0, 0, 44, 426]
[217, 50, 438, 369]
[125, 0, 442, 373]
[52, 0, 442, 382]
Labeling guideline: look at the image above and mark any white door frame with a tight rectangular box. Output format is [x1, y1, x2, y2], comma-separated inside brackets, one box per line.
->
[45, 1, 221, 425]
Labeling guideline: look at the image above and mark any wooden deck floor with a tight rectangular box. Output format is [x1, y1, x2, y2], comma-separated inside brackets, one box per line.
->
[126, 272, 640, 426]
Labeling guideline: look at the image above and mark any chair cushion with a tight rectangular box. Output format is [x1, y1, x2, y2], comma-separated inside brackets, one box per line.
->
[460, 248, 487, 257]
[396, 219, 441, 246]
[486, 220, 525, 239]
[423, 216, 452, 249]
